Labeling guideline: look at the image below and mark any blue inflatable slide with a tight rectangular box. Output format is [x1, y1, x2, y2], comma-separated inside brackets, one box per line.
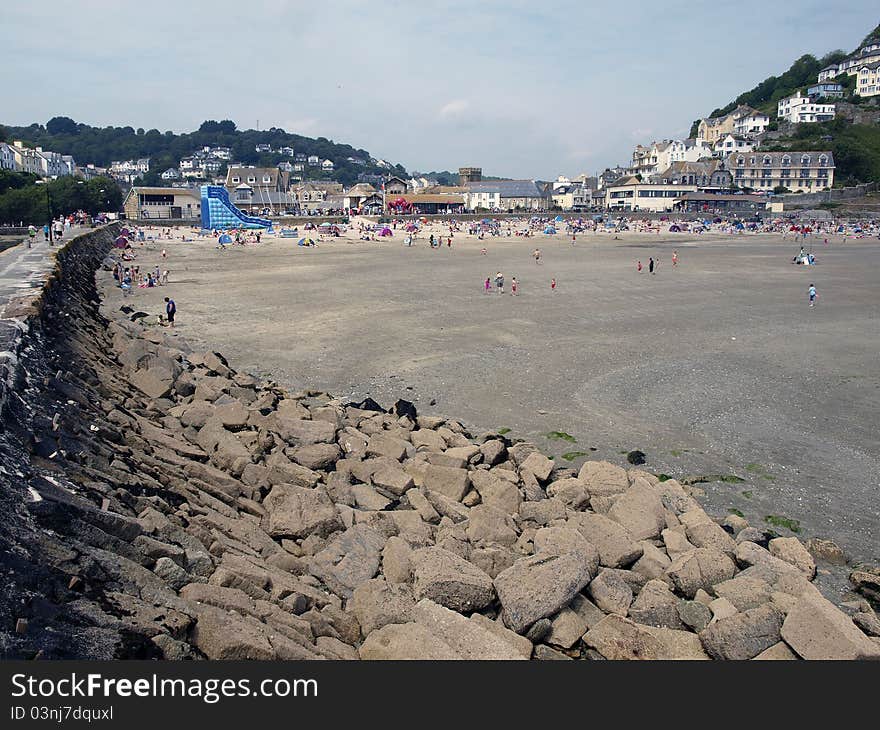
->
[201, 185, 272, 230]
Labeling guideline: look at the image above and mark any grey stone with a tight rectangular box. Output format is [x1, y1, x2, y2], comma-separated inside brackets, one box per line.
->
[411, 547, 495, 613]
[494, 551, 595, 633]
[699, 605, 784, 660]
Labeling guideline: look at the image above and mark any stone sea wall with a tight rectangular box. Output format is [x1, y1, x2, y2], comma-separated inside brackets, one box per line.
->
[0, 227, 878, 660]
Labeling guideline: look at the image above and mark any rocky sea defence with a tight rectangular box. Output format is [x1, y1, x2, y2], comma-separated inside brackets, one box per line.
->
[1, 226, 878, 660]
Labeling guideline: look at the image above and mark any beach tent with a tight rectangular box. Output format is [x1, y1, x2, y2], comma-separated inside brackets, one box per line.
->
[543, 226, 557, 234]
[555, 215, 564, 222]
[379, 227, 393, 236]
[734, 221, 745, 230]
[297, 238, 314, 246]
[113, 235, 129, 248]
[280, 228, 298, 238]
[669, 225, 681, 232]
[218, 233, 232, 244]
[119, 228, 131, 237]
[405, 223, 417, 232]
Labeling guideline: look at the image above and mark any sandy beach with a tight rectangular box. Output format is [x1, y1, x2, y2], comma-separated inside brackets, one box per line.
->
[103, 222, 880, 576]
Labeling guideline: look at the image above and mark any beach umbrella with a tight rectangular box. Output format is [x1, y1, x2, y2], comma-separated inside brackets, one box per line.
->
[218, 233, 232, 244]
[119, 228, 131, 237]
[319, 222, 331, 228]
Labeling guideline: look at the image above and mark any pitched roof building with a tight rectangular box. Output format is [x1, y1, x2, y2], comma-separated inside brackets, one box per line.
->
[727, 150, 834, 192]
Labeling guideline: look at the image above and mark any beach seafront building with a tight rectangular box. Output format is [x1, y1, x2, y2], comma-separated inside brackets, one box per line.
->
[604, 176, 699, 212]
[727, 151, 835, 192]
[123, 186, 201, 220]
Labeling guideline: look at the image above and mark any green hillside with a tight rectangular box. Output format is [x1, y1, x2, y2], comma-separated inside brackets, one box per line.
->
[0, 118, 407, 187]
[688, 23, 880, 184]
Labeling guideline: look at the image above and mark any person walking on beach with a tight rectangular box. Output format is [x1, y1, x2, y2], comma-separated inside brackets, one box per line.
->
[495, 271, 504, 294]
[511, 277, 518, 296]
[672, 250, 678, 267]
[484, 277, 491, 294]
[533, 248, 541, 264]
[164, 297, 176, 327]
[808, 283, 818, 307]
[551, 278, 557, 291]
[649, 257, 655, 275]
[637, 260, 642, 273]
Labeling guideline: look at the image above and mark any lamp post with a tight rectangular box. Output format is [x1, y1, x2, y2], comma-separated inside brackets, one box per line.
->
[35, 180, 53, 244]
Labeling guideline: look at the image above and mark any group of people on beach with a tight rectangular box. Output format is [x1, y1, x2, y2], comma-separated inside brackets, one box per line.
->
[636, 250, 678, 275]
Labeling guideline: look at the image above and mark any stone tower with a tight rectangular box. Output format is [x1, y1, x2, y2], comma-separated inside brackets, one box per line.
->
[459, 167, 482, 185]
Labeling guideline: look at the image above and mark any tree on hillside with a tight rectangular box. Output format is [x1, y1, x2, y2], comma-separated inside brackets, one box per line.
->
[199, 120, 237, 134]
[46, 116, 79, 135]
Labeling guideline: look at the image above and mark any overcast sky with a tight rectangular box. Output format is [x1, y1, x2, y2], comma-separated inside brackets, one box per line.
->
[1, 1, 875, 178]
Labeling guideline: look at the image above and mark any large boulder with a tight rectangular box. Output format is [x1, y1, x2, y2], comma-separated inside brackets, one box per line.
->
[422, 465, 471, 502]
[699, 605, 784, 660]
[588, 569, 633, 616]
[411, 547, 495, 613]
[310, 524, 385, 598]
[494, 551, 596, 633]
[628, 579, 685, 629]
[350, 579, 416, 635]
[569, 513, 642, 568]
[666, 548, 736, 598]
[768, 537, 817, 579]
[262, 484, 342, 539]
[410, 600, 531, 659]
[359, 623, 460, 660]
[470, 470, 522, 514]
[190, 605, 276, 660]
[274, 417, 337, 445]
[607, 483, 666, 541]
[578, 461, 629, 496]
[781, 593, 880, 660]
[466, 505, 518, 546]
[583, 615, 663, 660]
[289, 443, 342, 471]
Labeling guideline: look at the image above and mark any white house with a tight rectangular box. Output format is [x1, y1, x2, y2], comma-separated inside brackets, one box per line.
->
[0, 142, 17, 170]
[604, 177, 698, 212]
[307, 155, 320, 167]
[179, 157, 197, 171]
[856, 61, 880, 98]
[777, 92, 835, 124]
[135, 158, 150, 173]
[321, 159, 334, 171]
[161, 168, 181, 181]
[733, 111, 770, 138]
[11, 142, 47, 176]
[713, 134, 755, 157]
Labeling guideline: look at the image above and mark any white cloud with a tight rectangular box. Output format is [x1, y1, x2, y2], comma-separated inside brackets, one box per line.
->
[439, 99, 469, 118]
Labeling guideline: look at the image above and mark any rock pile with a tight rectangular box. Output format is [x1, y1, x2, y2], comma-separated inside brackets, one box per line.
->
[1, 227, 879, 660]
